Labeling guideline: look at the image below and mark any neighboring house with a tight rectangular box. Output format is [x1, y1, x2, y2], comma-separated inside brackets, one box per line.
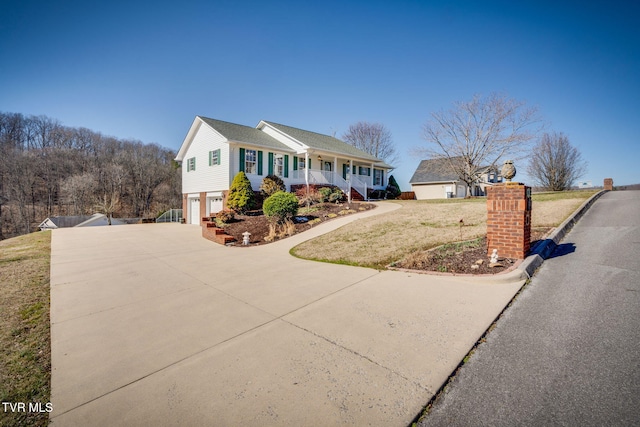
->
[409, 158, 502, 200]
[175, 116, 393, 225]
[38, 213, 126, 230]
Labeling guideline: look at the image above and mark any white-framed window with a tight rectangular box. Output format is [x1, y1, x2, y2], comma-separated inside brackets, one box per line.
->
[358, 166, 371, 176]
[187, 157, 196, 172]
[373, 169, 382, 186]
[245, 149, 257, 174]
[297, 157, 306, 170]
[274, 154, 284, 177]
[209, 149, 220, 166]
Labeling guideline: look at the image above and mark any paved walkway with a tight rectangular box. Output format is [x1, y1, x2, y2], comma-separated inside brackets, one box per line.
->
[419, 191, 640, 426]
[50, 202, 525, 426]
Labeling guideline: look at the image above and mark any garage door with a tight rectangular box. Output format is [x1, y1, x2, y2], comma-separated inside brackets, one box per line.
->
[190, 198, 200, 225]
[209, 198, 223, 214]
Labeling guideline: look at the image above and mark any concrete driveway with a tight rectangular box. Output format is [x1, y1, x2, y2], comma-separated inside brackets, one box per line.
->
[50, 203, 524, 426]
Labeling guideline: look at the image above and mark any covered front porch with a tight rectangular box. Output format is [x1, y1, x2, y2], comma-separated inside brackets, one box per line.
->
[288, 154, 388, 201]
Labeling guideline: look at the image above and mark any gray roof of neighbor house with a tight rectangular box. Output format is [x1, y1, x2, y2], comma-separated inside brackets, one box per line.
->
[199, 117, 292, 151]
[262, 121, 392, 167]
[410, 158, 461, 183]
[410, 157, 500, 184]
[40, 215, 94, 229]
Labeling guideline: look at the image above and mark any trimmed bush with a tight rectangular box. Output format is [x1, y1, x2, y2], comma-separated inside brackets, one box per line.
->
[329, 188, 345, 203]
[318, 187, 333, 202]
[295, 186, 323, 206]
[386, 175, 402, 199]
[215, 209, 235, 224]
[227, 172, 255, 213]
[260, 174, 286, 197]
[263, 191, 299, 223]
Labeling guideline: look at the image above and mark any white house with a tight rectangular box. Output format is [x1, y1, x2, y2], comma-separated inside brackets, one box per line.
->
[175, 117, 393, 225]
[410, 157, 502, 200]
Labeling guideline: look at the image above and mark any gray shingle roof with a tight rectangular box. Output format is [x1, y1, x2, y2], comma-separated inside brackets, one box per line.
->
[199, 117, 292, 151]
[410, 157, 498, 183]
[262, 121, 383, 163]
[410, 158, 461, 183]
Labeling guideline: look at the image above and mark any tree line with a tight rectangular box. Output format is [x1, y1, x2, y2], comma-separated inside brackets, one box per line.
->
[336, 94, 588, 197]
[0, 112, 181, 240]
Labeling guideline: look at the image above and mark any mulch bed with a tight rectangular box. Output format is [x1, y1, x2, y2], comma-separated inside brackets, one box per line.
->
[221, 202, 375, 245]
[392, 228, 551, 275]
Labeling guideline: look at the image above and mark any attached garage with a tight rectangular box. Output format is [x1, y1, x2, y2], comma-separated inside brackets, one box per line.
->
[207, 192, 224, 215]
[189, 197, 200, 225]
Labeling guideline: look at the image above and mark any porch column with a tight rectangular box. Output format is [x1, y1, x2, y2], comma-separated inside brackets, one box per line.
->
[333, 157, 337, 185]
[348, 160, 353, 203]
[304, 152, 309, 193]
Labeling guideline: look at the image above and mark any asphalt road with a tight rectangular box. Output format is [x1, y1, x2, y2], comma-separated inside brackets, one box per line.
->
[419, 190, 640, 427]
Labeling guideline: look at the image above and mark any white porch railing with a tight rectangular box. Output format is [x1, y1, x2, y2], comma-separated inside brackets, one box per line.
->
[289, 169, 373, 201]
[307, 169, 334, 185]
[350, 175, 368, 199]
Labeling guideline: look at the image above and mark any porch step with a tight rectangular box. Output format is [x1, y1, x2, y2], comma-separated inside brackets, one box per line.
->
[350, 188, 365, 201]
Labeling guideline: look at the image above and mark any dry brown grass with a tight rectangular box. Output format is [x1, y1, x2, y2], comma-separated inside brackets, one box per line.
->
[0, 231, 51, 427]
[291, 191, 597, 269]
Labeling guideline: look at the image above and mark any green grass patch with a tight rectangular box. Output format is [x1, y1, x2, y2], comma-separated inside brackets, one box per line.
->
[0, 231, 51, 427]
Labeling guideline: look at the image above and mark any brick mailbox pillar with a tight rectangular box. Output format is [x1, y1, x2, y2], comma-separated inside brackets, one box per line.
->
[604, 178, 613, 191]
[486, 183, 532, 260]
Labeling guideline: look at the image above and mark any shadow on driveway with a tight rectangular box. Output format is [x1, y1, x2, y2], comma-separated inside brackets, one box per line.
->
[548, 242, 576, 258]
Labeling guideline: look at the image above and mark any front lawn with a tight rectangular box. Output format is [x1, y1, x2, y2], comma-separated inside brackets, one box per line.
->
[0, 231, 51, 427]
[291, 190, 598, 270]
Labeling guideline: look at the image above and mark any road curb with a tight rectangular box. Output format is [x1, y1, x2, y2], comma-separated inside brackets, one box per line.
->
[516, 190, 607, 280]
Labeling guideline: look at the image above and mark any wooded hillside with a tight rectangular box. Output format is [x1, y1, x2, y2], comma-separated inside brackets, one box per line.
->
[0, 112, 181, 240]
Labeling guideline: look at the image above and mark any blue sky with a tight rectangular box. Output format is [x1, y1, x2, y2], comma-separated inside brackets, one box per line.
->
[1, 0, 639, 188]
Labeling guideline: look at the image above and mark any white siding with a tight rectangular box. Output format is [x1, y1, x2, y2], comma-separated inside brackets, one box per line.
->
[181, 125, 230, 194]
[412, 183, 448, 200]
[231, 146, 296, 192]
[412, 181, 467, 199]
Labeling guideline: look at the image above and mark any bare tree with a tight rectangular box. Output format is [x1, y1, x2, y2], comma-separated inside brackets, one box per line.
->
[0, 112, 181, 239]
[342, 122, 398, 165]
[61, 172, 98, 214]
[418, 93, 542, 196]
[94, 193, 120, 225]
[527, 132, 587, 191]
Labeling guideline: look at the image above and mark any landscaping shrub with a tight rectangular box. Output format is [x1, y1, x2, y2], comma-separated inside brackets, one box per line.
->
[386, 175, 402, 199]
[260, 174, 286, 197]
[329, 188, 345, 203]
[369, 189, 386, 199]
[215, 209, 235, 225]
[295, 186, 323, 206]
[318, 187, 333, 202]
[227, 172, 255, 213]
[263, 191, 299, 223]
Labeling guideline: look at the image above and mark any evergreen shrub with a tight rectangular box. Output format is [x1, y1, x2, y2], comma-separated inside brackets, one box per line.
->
[227, 172, 255, 213]
[263, 191, 299, 223]
[386, 175, 402, 199]
[260, 174, 286, 197]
